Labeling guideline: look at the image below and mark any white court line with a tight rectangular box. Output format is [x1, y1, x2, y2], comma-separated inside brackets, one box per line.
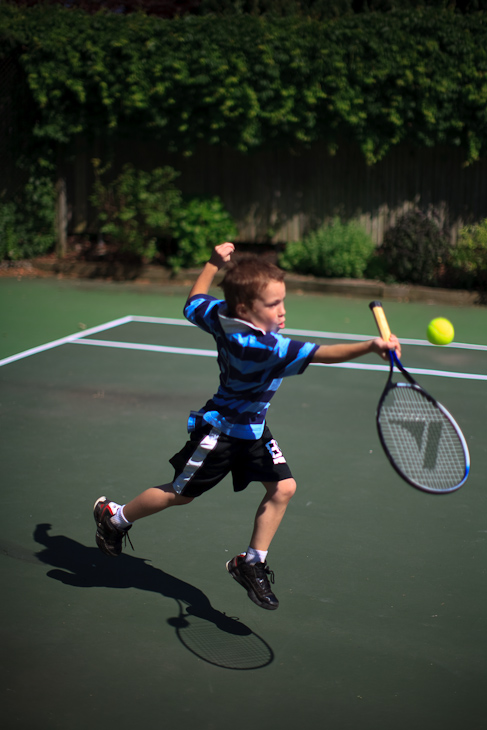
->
[74, 338, 217, 359]
[0, 316, 133, 368]
[131, 315, 487, 351]
[72, 337, 487, 381]
[312, 361, 487, 380]
[130, 315, 194, 327]
[283, 327, 487, 351]
[2, 314, 486, 381]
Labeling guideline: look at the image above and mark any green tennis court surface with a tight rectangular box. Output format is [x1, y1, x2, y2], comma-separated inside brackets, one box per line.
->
[1, 279, 486, 730]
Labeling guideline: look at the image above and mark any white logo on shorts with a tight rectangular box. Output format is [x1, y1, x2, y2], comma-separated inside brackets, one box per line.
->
[266, 439, 287, 465]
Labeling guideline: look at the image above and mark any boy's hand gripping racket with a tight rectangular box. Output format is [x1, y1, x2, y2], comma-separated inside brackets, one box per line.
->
[369, 301, 470, 494]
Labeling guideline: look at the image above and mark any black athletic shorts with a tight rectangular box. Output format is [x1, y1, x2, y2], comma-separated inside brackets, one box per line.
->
[169, 422, 293, 498]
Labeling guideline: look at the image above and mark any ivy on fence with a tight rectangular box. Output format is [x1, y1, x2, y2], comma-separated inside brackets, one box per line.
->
[1, 4, 486, 165]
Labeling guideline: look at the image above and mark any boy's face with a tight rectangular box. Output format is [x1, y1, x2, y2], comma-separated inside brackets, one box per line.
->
[236, 280, 286, 333]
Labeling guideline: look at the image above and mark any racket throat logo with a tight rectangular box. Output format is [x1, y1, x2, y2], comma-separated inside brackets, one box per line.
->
[389, 418, 443, 470]
[422, 421, 443, 470]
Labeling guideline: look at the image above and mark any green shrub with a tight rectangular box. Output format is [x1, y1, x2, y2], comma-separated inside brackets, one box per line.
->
[363, 250, 390, 282]
[378, 210, 449, 286]
[448, 219, 487, 292]
[168, 196, 238, 271]
[90, 161, 182, 261]
[279, 218, 375, 278]
[198, 0, 355, 18]
[3, 5, 487, 167]
[0, 200, 18, 260]
[0, 176, 55, 260]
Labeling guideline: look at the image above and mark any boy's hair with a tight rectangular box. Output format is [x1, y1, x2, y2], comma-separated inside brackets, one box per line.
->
[219, 255, 285, 316]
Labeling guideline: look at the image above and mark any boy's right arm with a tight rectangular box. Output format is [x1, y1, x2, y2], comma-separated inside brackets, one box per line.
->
[312, 335, 401, 364]
[186, 242, 235, 301]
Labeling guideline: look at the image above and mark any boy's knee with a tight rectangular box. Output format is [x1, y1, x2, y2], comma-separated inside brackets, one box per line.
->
[271, 478, 296, 503]
[283, 478, 297, 501]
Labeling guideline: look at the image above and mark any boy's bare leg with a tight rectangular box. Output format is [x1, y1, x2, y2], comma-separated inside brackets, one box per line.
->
[248, 478, 296, 551]
[226, 478, 295, 610]
[94, 484, 193, 557]
[123, 484, 193, 523]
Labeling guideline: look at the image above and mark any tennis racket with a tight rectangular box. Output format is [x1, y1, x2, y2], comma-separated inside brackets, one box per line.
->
[369, 301, 470, 494]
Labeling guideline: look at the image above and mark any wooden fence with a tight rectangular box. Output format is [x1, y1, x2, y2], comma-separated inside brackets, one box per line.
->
[1, 54, 487, 251]
[67, 136, 487, 247]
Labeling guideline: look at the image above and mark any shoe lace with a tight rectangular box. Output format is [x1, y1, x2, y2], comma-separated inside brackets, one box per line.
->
[123, 528, 134, 552]
[255, 562, 275, 585]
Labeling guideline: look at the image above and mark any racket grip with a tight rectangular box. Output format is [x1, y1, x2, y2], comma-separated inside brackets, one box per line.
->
[369, 301, 392, 341]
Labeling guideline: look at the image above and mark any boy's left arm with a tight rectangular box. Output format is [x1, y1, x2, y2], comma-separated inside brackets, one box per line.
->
[312, 335, 401, 364]
[186, 242, 235, 301]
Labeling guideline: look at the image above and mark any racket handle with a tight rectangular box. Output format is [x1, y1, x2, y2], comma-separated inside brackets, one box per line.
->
[369, 300, 392, 341]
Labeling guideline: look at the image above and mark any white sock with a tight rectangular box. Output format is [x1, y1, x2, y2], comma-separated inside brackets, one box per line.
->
[111, 504, 132, 530]
[245, 547, 268, 565]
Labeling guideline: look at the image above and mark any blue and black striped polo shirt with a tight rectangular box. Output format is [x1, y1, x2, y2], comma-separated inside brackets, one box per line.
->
[184, 294, 319, 440]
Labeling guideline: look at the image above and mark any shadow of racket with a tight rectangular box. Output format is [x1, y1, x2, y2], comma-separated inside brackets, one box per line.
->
[1, 525, 275, 672]
[168, 599, 274, 671]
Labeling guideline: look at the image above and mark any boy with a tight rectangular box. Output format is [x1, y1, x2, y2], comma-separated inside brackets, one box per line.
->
[94, 242, 400, 610]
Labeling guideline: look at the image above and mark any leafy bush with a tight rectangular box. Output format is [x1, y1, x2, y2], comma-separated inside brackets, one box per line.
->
[0, 176, 55, 260]
[3, 5, 487, 166]
[8, 1, 487, 17]
[89, 163, 237, 267]
[0, 200, 17, 260]
[199, 0, 355, 17]
[448, 218, 487, 292]
[198, 0, 487, 14]
[90, 161, 182, 261]
[378, 210, 449, 286]
[279, 218, 375, 278]
[168, 196, 238, 271]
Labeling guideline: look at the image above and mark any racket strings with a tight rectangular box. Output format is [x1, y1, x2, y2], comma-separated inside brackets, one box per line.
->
[379, 385, 467, 492]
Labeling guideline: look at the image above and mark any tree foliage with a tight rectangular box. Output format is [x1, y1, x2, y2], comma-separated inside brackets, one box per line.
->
[9, 1, 487, 17]
[1, 4, 487, 165]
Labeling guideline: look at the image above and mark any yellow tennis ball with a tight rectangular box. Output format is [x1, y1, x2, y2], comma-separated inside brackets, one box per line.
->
[427, 317, 454, 345]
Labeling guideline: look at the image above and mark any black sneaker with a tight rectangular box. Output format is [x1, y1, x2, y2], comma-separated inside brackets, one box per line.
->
[93, 496, 132, 557]
[226, 554, 279, 610]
